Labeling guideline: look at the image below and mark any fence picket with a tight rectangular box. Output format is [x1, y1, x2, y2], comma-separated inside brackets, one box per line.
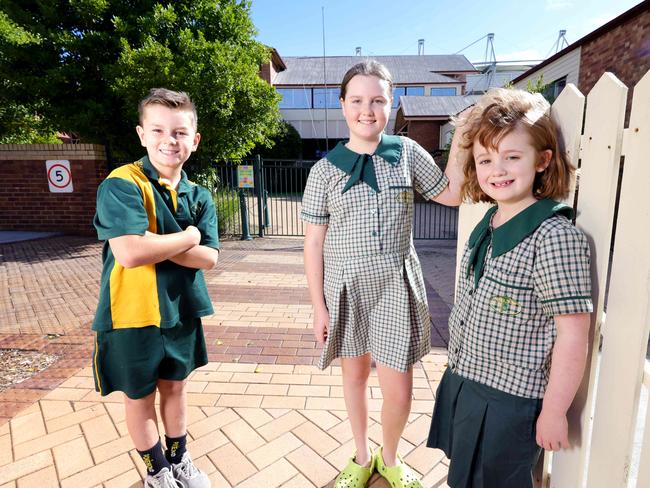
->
[454, 202, 491, 296]
[551, 73, 627, 488]
[550, 84, 585, 205]
[585, 70, 650, 488]
[540, 83, 586, 487]
[637, 365, 650, 487]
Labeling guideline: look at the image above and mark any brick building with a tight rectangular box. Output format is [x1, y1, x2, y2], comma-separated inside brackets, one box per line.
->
[394, 96, 480, 154]
[513, 0, 650, 123]
[261, 54, 478, 158]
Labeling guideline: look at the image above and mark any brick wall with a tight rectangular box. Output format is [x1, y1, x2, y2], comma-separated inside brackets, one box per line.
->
[0, 144, 108, 236]
[579, 8, 650, 124]
[407, 120, 443, 152]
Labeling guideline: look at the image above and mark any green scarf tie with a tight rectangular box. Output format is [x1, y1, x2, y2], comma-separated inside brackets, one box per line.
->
[467, 199, 574, 288]
[325, 134, 402, 194]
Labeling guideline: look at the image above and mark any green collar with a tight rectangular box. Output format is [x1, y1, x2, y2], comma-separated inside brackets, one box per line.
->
[467, 199, 574, 287]
[326, 134, 402, 193]
[139, 155, 191, 194]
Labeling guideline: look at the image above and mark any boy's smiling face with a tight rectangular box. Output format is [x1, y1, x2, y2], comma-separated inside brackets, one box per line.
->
[136, 104, 200, 176]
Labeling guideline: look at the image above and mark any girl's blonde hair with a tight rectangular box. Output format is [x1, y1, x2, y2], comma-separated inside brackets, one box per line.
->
[456, 88, 573, 203]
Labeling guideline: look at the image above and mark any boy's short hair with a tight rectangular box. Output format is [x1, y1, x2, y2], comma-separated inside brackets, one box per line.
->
[456, 88, 573, 203]
[138, 88, 198, 129]
[339, 60, 394, 100]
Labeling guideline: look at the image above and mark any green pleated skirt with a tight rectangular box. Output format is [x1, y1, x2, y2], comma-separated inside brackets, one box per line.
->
[427, 368, 543, 488]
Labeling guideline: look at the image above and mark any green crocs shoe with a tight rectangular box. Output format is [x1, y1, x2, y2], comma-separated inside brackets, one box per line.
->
[375, 447, 423, 488]
[333, 450, 375, 488]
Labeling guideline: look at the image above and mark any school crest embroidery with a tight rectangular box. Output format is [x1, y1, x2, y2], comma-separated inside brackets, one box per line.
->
[397, 190, 411, 203]
[490, 295, 522, 316]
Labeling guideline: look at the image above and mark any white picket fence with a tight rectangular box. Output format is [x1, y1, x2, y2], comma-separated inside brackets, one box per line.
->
[454, 70, 650, 488]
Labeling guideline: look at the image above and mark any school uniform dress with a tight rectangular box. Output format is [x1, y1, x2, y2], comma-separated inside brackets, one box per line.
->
[300, 134, 448, 372]
[427, 199, 593, 488]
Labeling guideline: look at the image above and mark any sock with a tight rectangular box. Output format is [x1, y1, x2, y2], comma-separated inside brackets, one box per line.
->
[165, 433, 188, 464]
[137, 439, 170, 476]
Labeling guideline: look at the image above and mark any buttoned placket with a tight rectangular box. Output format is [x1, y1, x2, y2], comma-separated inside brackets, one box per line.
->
[369, 188, 382, 252]
[451, 242, 490, 372]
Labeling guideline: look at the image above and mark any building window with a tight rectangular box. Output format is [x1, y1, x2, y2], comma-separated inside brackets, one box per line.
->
[277, 88, 312, 109]
[313, 88, 340, 109]
[392, 87, 406, 108]
[543, 76, 567, 103]
[392, 86, 424, 107]
[430, 87, 457, 96]
[406, 86, 424, 96]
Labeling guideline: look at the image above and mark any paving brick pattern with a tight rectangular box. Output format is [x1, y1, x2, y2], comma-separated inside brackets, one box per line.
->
[0, 236, 456, 487]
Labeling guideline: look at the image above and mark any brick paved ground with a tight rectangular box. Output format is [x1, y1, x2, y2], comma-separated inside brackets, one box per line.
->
[0, 236, 456, 487]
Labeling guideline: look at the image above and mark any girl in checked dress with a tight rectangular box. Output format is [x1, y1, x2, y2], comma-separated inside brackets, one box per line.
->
[302, 60, 464, 488]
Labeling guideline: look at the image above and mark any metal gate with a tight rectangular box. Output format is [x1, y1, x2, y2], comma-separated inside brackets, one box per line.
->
[212, 156, 458, 240]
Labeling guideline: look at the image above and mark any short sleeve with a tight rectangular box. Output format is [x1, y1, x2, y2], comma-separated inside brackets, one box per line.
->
[408, 139, 449, 200]
[533, 225, 593, 317]
[195, 188, 220, 250]
[300, 161, 330, 225]
[94, 178, 149, 240]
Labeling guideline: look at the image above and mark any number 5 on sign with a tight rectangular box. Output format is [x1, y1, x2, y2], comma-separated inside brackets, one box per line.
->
[46, 160, 74, 193]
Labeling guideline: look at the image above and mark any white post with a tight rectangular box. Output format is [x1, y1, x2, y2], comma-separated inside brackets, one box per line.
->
[552, 72, 628, 488]
[454, 202, 492, 295]
[636, 364, 650, 487]
[540, 83, 585, 487]
[585, 70, 650, 488]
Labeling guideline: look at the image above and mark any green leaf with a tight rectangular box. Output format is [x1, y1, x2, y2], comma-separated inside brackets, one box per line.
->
[0, 0, 282, 176]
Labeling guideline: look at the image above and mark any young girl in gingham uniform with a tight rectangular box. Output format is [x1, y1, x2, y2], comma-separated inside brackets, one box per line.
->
[427, 88, 593, 488]
[302, 60, 463, 488]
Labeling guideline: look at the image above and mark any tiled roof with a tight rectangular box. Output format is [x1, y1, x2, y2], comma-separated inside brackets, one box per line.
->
[273, 55, 476, 85]
[399, 95, 482, 117]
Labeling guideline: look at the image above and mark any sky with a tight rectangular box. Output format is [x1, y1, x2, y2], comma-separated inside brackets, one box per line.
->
[249, 0, 643, 63]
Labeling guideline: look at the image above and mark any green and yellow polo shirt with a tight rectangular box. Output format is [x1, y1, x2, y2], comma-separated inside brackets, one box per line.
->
[448, 199, 593, 398]
[92, 156, 219, 331]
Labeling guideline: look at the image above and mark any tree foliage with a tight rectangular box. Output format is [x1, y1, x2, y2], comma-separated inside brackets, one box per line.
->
[0, 102, 60, 144]
[525, 75, 547, 95]
[253, 121, 303, 159]
[0, 0, 281, 170]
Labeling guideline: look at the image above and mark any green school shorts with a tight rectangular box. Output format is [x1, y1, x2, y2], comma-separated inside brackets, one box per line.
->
[427, 368, 543, 488]
[92, 318, 208, 399]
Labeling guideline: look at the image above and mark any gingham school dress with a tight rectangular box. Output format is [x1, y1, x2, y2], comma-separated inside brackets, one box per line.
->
[300, 135, 449, 371]
[427, 200, 593, 487]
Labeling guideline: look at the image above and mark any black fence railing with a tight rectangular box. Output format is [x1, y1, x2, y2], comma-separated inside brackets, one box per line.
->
[413, 201, 459, 240]
[210, 157, 313, 238]
[110, 156, 458, 240]
[212, 157, 457, 240]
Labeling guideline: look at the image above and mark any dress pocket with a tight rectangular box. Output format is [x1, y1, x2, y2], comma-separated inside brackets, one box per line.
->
[473, 273, 547, 370]
[385, 185, 414, 217]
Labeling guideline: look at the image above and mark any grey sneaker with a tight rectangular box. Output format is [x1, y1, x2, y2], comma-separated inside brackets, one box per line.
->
[171, 452, 211, 488]
[144, 467, 182, 488]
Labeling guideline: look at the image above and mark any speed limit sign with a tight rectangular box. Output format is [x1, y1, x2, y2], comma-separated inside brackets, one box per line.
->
[46, 160, 74, 193]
